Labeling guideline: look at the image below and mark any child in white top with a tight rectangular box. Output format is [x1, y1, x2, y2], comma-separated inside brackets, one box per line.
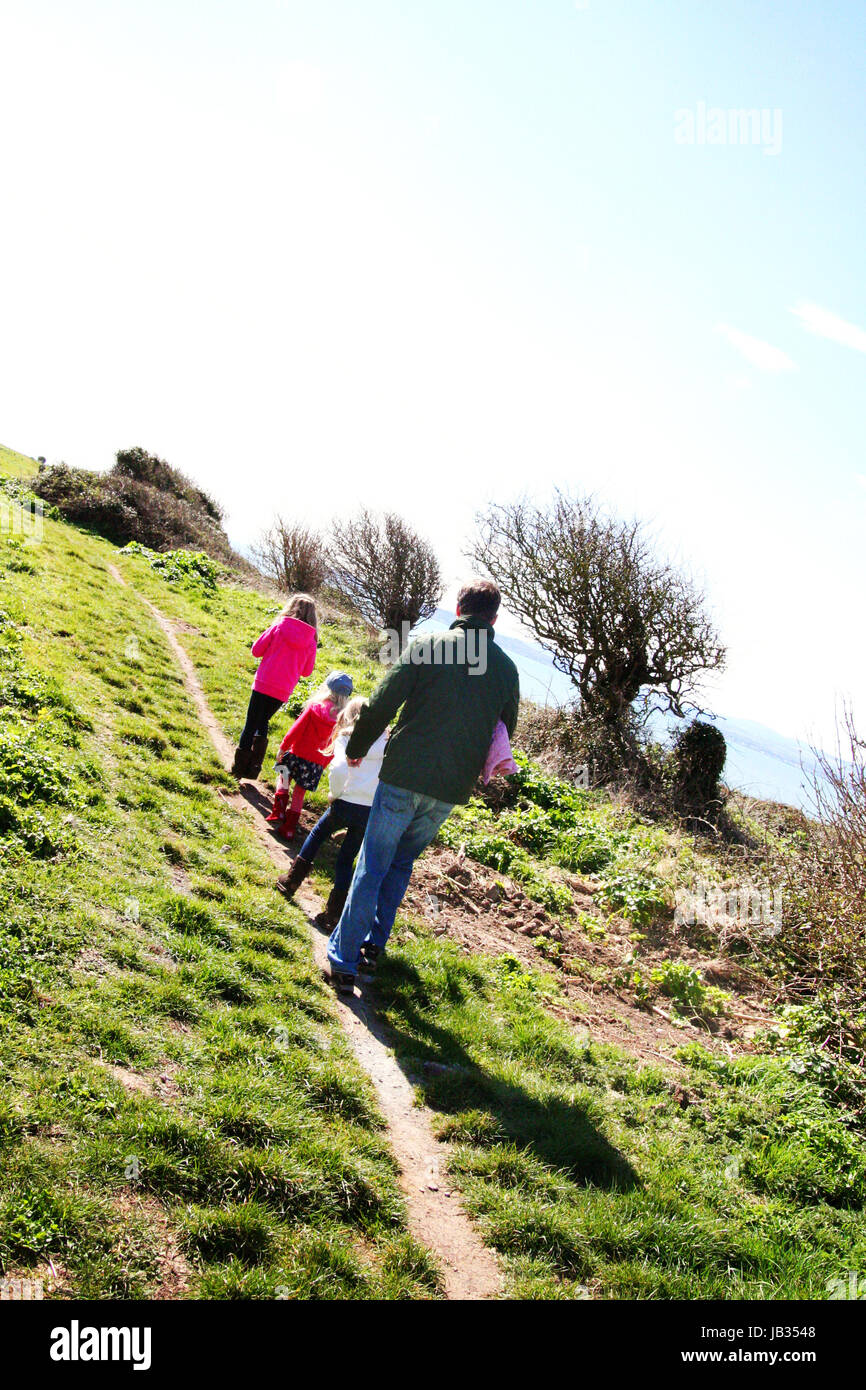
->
[275, 698, 387, 924]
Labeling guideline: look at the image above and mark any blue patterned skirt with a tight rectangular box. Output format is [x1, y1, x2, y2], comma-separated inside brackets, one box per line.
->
[275, 752, 326, 791]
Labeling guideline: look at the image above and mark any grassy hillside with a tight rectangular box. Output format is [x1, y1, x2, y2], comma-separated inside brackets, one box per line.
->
[0, 444, 39, 482]
[2, 444, 864, 1300]
[0, 467, 436, 1298]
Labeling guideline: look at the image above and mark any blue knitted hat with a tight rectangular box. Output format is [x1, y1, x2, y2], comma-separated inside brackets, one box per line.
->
[325, 670, 354, 697]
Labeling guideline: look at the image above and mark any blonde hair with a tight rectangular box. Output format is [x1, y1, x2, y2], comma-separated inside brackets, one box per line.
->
[325, 696, 368, 754]
[282, 593, 318, 630]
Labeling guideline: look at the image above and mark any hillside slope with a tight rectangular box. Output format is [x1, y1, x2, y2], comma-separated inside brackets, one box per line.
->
[0, 460, 437, 1299]
[2, 444, 864, 1300]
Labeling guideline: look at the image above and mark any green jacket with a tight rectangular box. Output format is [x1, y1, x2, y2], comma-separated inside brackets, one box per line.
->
[345, 616, 520, 806]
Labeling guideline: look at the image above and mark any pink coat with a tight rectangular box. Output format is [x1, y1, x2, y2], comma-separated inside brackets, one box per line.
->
[251, 615, 317, 702]
[482, 720, 518, 784]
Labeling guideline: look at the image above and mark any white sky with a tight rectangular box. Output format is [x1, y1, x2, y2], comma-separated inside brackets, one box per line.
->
[1, 1, 864, 747]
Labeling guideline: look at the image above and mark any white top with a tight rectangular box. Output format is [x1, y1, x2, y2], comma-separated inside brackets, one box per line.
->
[328, 729, 388, 807]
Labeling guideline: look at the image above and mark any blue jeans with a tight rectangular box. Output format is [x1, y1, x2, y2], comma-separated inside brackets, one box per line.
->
[298, 799, 370, 897]
[328, 783, 453, 975]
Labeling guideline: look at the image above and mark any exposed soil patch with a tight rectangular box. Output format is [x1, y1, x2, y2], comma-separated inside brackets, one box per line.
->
[403, 847, 777, 1066]
[112, 1192, 192, 1299]
[73, 947, 117, 978]
[143, 940, 178, 970]
[102, 1061, 181, 1101]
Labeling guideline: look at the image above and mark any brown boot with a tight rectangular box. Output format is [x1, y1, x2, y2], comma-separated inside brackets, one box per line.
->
[248, 734, 269, 779]
[325, 886, 348, 929]
[276, 855, 312, 898]
[230, 745, 252, 777]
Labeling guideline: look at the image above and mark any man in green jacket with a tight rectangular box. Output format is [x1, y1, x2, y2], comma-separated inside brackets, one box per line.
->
[327, 579, 520, 993]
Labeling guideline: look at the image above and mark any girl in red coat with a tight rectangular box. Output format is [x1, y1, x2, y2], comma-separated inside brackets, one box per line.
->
[266, 670, 354, 839]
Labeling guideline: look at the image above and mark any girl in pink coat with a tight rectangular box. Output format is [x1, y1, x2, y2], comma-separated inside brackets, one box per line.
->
[231, 592, 318, 779]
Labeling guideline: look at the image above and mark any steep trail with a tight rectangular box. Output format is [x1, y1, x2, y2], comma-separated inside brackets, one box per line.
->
[106, 562, 503, 1301]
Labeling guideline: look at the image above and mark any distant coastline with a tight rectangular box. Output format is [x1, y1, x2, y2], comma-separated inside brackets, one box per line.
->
[414, 609, 825, 812]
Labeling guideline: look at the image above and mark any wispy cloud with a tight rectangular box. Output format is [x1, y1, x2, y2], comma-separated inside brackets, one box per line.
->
[715, 323, 796, 373]
[791, 301, 866, 353]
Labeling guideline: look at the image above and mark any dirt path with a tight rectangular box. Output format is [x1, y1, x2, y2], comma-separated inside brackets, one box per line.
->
[107, 562, 503, 1301]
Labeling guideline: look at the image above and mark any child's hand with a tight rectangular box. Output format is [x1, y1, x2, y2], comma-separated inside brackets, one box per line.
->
[347, 757, 363, 767]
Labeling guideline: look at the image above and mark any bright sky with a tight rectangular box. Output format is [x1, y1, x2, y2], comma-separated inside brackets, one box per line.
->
[1, 0, 864, 746]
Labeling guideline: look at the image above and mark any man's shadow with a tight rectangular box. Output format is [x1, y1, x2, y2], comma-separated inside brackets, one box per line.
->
[368, 953, 637, 1191]
[238, 783, 635, 1192]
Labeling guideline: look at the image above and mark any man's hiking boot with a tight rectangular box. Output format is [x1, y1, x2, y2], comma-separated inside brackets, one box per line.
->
[276, 856, 312, 899]
[230, 745, 252, 777]
[324, 968, 355, 998]
[359, 942, 380, 973]
[247, 734, 269, 780]
[324, 886, 348, 929]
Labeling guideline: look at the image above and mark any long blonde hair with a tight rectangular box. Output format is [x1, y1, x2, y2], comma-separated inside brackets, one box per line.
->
[325, 696, 368, 755]
[282, 592, 318, 630]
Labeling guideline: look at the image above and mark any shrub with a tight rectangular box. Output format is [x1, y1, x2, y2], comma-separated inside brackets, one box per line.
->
[762, 710, 866, 1020]
[34, 451, 239, 565]
[647, 960, 729, 1020]
[515, 699, 656, 791]
[670, 720, 727, 815]
[468, 490, 725, 729]
[330, 510, 442, 649]
[253, 518, 329, 594]
[120, 542, 224, 592]
[765, 1000, 866, 1122]
[0, 475, 60, 519]
[597, 867, 668, 924]
[114, 446, 223, 521]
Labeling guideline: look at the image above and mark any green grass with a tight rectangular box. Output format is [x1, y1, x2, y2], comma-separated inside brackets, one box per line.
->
[0, 490, 437, 1299]
[112, 527, 866, 1301]
[3, 443, 864, 1301]
[0, 444, 39, 483]
[371, 938, 866, 1299]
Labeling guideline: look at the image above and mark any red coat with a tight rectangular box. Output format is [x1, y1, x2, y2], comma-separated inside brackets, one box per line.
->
[278, 701, 338, 767]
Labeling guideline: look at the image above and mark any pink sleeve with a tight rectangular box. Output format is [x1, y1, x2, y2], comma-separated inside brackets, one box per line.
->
[301, 636, 317, 678]
[251, 624, 277, 658]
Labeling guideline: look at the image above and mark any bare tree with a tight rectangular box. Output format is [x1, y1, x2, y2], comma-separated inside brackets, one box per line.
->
[759, 707, 866, 1026]
[468, 491, 725, 726]
[330, 510, 442, 649]
[253, 517, 328, 594]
